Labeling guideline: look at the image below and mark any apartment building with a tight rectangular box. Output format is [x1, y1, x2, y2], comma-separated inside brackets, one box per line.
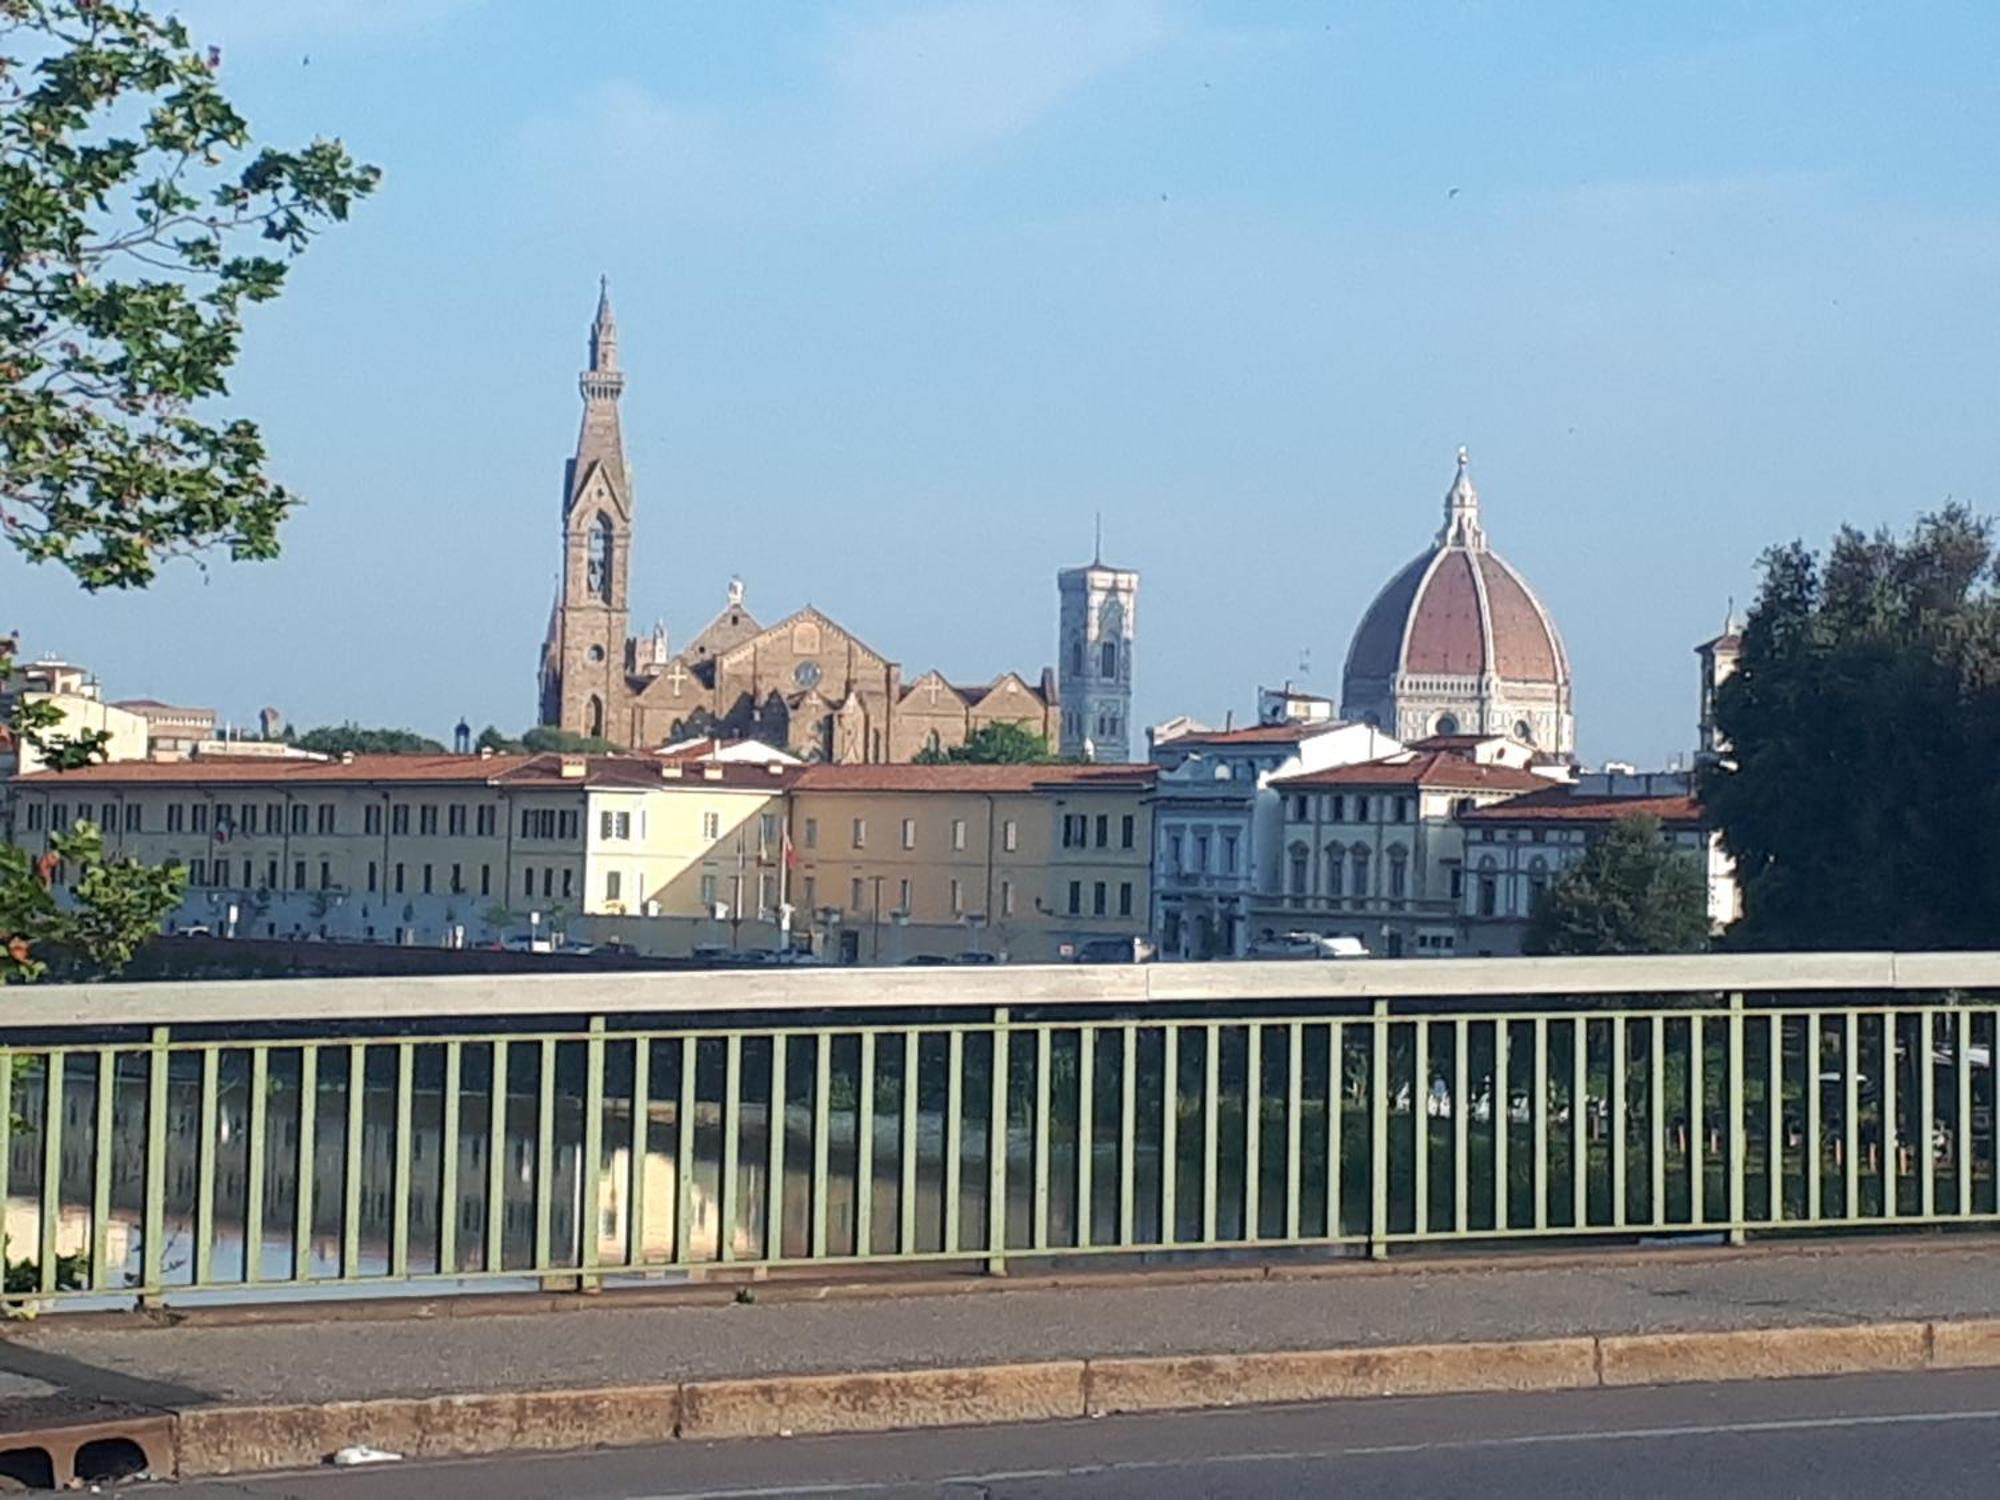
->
[1260, 748, 1553, 957]
[8, 752, 791, 950]
[785, 763, 1156, 964]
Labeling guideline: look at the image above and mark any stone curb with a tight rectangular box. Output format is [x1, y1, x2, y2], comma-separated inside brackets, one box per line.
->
[171, 1317, 2000, 1478]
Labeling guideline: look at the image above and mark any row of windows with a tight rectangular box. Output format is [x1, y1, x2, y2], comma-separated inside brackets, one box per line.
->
[802, 816, 1022, 854]
[176, 856, 514, 899]
[1060, 813, 1137, 851]
[520, 808, 580, 841]
[1287, 843, 1410, 900]
[25, 799, 511, 839]
[25, 801, 140, 833]
[1289, 793, 1414, 824]
[841, 874, 1024, 919]
[1065, 880, 1137, 918]
[1164, 828, 1240, 876]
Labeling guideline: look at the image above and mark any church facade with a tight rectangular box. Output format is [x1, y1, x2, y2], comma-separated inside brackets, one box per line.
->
[538, 284, 1060, 762]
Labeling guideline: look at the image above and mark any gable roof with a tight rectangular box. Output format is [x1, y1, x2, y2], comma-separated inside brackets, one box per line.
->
[792, 763, 1154, 795]
[1271, 750, 1551, 794]
[9, 752, 791, 793]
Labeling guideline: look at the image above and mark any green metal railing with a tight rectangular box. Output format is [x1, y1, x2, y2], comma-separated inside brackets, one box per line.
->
[3, 960, 1998, 1306]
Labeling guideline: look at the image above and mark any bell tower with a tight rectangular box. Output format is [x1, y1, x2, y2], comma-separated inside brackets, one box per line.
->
[539, 278, 634, 741]
[1056, 521, 1139, 762]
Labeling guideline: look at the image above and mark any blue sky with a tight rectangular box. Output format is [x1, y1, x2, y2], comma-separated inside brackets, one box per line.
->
[8, 0, 1997, 763]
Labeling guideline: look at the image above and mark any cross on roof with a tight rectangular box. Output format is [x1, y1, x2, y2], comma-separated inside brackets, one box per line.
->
[665, 661, 688, 693]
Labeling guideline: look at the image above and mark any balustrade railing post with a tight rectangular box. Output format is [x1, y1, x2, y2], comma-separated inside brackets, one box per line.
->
[987, 1008, 1010, 1276]
[140, 1026, 169, 1310]
[1728, 992, 1747, 1246]
[1370, 999, 1390, 1261]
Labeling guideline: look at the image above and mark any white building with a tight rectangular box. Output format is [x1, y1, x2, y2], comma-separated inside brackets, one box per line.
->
[1056, 554, 1138, 761]
[1262, 747, 1553, 958]
[1148, 720, 1402, 958]
[1455, 771, 1740, 955]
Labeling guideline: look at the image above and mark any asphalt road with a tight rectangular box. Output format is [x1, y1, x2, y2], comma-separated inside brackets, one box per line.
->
[156, 1369, 2000, 1499]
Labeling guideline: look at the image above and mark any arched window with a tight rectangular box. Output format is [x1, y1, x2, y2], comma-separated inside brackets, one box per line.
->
[1070, 639, 1085, 676]
[924, 729, 942, 755]
[1098, 599, 1124, 681]
[1288, 842, 1310, 896]
[1324, 845, 1344, 897]
[1388, 847, 1408, 899]
[1527, 855, 1550, 908]
[1476, 854, 1498, 917]
[1514, 718, 1535, 745]
[1349, 845, 1371, 899]
[1434, 712, 1460, 736]
[586, 695, 605, 739]
[587, 515, 614, 603]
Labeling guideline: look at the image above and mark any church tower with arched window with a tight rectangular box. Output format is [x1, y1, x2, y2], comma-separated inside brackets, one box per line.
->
[538, 279, 634, 738]
[1056, 541, 1139, 761]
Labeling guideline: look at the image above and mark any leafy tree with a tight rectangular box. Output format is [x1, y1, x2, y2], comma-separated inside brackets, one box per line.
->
[1700, 507, 2000, 949]
[520, 725, 619, 753]
[3, 637, 187, 986]
[475, 725, 520, 753]
[294, 724, 446, 756]
[3, 0, 372, 1003]
[2, 1, 378, 588]
[913, 721, 1055, 765]
[1523, 814, 1710, 956]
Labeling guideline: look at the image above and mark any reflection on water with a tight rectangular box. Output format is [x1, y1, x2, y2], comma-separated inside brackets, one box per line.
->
[6, 1035, 1301, 1295]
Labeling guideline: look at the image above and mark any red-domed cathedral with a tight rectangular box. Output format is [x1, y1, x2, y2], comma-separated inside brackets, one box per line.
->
[1341, 451, 1574, 758]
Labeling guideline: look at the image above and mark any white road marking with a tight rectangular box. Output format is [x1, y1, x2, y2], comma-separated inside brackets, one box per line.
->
[629, 1406, 2000, 1500]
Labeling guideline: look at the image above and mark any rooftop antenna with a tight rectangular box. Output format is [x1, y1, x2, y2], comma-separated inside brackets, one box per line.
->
[1093, 511, 1103, 566]
[1298, 646, 1312, 680]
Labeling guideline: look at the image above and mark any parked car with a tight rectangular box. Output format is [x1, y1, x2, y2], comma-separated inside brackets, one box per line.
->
[901, 954, 952, 966]
[1073, 936, 1156, 964]
[1246, 931, 1369, 960]
[949, 951, 998, 965]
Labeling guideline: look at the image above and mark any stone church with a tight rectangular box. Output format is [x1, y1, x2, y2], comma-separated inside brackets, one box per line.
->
[537, 283, 1061, 761]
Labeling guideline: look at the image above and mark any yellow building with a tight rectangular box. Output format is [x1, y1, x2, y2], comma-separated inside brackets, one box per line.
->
[786, 763, 1156, 964]
[8, 752, 788, 952]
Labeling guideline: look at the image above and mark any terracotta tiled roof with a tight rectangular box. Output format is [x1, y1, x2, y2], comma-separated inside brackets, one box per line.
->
[792, 763, 1154, 794]
[9, 752, 792, 792]
[1272, 751, 1551, 794]
[1459, 789, 1703, 824]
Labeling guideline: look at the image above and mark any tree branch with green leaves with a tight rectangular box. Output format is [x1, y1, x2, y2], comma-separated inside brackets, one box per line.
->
[1, 0, 379, 590]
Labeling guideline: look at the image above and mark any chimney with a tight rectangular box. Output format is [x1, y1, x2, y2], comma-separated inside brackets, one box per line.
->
[479, 745, 494, 760]
[559, 755, 586, 779]
[340, 750, 356, 765]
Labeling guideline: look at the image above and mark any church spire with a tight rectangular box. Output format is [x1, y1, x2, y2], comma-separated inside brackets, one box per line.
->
[582, 275, 624, 400]
[1438, 445, 1485, 550]
[568, 278, 628, 511]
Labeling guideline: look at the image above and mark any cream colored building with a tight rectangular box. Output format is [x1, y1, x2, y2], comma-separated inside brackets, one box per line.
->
[9, 752, 790, 952]
[0, 659, 151, 778]
[1260, 748, 1552, 958]
[786, 764, 1156, 964]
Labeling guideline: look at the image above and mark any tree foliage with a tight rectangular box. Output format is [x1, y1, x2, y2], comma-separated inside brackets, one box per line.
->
[520, 725, 620, 754]
[293, 723, 445, 756]
[913, 721, 1055, 765]
[1, 0, 378, 588]
[1523, 814, 1710, 956]
[1700, 506, 2000, 949]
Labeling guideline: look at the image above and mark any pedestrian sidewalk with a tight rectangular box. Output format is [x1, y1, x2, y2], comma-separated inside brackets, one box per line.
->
[6, 1237, 2000, 1478]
